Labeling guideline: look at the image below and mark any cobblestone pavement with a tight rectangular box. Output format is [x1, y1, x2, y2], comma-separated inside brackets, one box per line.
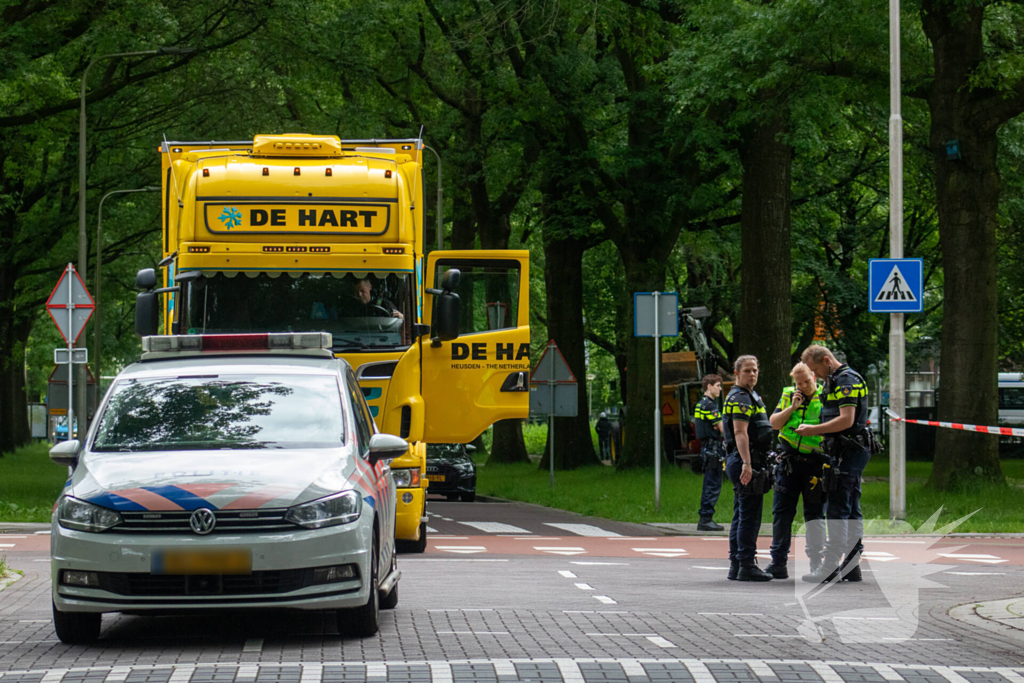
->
[3, 501, 1023, 678]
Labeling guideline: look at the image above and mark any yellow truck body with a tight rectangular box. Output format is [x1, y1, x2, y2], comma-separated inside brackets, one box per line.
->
[155, 134, 530, 550]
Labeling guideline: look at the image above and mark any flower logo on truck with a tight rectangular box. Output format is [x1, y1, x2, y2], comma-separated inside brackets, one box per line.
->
[218, 206, 242, 229]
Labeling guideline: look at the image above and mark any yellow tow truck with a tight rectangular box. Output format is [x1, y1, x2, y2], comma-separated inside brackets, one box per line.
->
[136, 133, 531, 552]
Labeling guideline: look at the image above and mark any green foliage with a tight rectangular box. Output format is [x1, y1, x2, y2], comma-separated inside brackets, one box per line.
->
[0, 441, 66, 522]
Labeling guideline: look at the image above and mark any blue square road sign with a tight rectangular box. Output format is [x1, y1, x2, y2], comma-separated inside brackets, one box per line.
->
[869, 259, 923, 313]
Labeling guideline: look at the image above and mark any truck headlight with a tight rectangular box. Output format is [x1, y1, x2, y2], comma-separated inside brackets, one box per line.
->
[58, 497, 122, 533]
[391, 468, 421, 488]
[284, 491, 362, 529]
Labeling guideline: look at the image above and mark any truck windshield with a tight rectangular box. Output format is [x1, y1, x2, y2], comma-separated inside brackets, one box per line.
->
[92, 375, 345, 452]
[184, 272, 414, 351]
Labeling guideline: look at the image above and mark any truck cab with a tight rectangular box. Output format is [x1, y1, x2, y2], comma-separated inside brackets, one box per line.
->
[139, 134, 530, 551]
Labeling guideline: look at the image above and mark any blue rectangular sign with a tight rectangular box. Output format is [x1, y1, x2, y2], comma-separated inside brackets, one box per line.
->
[869, 258, 923, 313]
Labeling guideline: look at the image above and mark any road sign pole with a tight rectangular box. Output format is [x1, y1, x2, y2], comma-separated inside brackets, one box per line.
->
[653, 292, 661, 513]
[548, 340, 556, 490]
[65, 264, 75, 441]
[889, 0, 906, 521]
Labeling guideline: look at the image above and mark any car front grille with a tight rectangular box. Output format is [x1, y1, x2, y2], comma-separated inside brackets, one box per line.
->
[116, 509, 293, 534]
[96, 569, 310, 596]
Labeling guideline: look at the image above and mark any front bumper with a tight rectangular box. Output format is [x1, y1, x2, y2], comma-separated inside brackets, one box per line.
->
[51, 516, 373, 614]
[394, 485, 425, 540]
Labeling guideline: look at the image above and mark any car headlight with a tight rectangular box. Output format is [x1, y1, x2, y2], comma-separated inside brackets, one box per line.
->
[391, 468, 421, 488]
[284, 491, 362, 529]
[58, 496, 122, 533]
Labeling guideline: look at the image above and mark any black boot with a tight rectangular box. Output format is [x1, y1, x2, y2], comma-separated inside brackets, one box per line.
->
[765, 562, 788, 579]
[737, 560, 773, 582]
[728, 560, 738, 580]
[802, 563, 840, 584]
[842, 565, 862, 582]
[697, 517, 724, 531]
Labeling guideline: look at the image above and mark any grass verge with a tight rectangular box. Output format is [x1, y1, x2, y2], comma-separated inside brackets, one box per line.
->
[0, 441, 65, 523]
[475, 458, 1024, 533]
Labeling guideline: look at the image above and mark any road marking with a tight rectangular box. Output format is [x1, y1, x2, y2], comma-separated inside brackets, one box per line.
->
[564, 610, 628, 614]
[574, 583, 594, 590]
[514, 537, 563, 540]
[747, 661, 779, 680]
[833, 616, 899, 620]
[459, 522, 530, 534]
[40, 669, 68, 683]
[544, 523, 621, 537]
[874, 665, 905, 681]
[535, 546, 586, 555]
[593, 595, 617, 604]
[620, 659, 646, 677]
[558, 570, 577, 578]
[947, 571, 1006, 575]
[586, 633, 657, 637]
[646, 636, 676, 648]
[683, 660, 716, 683]
[633, 547, 688, 557]
[429, 662, 452, 683]
[300, 663, 322, 683]
[937, 553, 1008, 564]
[18, 620, 51, 623]
[236, 666, 258, 682]
[34, 530, 51, 535]
[436, 631, 509, 635]
[609, 537, 659, 541]
[862, 551, 899, 562]
[555, 660, 585, 683]
[994, 669, 1024, 683]
[693, 566, 730, 570]
[365, 663, 387, 679]
[492, 661, 516, 677]
[435, 545, 487, 554]
[867, 539, 927, 544]
[570, 561, 628, 566]
[0, 544, 15, 548]
[169, 666, 195, 683]
[33, 559, 50, 562]
[426, 526, 438, 533]
[429, 536, 469, 539]
[104, 667, 131, 683]
[734, 634, 804, 638]
[810, 663, 845, 683]
[428, 608, 494, 612]
[0, 535, 28, 538]
[932, 667, 971, 683]
[242, 639, 263, 653]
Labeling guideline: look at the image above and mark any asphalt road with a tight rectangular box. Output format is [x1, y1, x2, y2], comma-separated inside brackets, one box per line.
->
[2, 497, 1023, 682]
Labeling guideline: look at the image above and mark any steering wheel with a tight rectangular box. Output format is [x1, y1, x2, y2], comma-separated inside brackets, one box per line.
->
[369, 304, 392, 317]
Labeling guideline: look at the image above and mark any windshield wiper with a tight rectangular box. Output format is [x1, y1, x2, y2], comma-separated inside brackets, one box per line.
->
[333, 339, 369, 349]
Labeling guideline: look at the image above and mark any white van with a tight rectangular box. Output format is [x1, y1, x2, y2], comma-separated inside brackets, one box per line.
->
[999, 372, 1024, 425]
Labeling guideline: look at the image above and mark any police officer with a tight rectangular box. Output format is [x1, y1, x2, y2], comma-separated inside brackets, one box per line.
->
[723, 355, 773, 582]
[765, 362, 827, 580]
[695, 374, 726, 531]
[796, 345, 871, 584]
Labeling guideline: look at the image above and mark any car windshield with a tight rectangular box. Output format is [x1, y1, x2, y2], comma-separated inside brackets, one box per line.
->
[183, 272, 414, 351]
[92, 374, 345, 452]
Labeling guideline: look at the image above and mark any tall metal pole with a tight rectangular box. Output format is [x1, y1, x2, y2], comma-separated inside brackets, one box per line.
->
[889, 0, 907, 520]
[66, 264, 75, 442]
[423, 145, 444, 251]
[653, 292, 662, 513]
[548, 340, 556, 489]
[94, 187, 159, 384]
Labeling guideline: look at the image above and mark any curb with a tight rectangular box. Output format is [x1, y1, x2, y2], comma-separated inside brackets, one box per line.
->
[950, 597, 1024, 645]
[0, 523, 50, 533]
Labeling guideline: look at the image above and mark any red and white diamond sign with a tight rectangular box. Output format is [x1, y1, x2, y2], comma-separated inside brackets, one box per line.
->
[46, 264, 95, 345]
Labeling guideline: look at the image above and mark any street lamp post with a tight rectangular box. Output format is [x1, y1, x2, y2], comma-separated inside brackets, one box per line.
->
[93, 186, 160, 385]
[889, 0, 906, 521]
[78, 46, 194, 427]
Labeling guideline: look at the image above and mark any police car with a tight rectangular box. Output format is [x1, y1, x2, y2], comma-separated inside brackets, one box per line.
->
[48, 333, 404, 644]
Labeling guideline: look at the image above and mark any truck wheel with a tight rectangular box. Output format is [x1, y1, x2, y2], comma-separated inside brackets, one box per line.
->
[461, 491, 476, 503]
[338, 533, 380, 637]
[52, 602, 101, 644]
[396, 521, 427, 554]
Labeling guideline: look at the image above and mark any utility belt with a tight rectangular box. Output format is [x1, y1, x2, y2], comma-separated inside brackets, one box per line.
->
[823, 426, 882, 460]
[702, 437, 725, 463]
[734, 447, 773, 496]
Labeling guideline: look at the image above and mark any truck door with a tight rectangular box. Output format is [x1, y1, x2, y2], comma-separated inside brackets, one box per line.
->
[421, 250, 530, 443]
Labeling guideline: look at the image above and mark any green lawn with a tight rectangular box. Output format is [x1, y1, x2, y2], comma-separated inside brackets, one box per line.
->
[476, 458, 1024, 533]
[0, 441, 66, 522]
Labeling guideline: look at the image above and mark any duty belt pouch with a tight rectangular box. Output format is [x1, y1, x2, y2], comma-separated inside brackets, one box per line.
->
[866, 429, 883, 456]
[737, 468, 772, 496]
[821, 464, 838, 493]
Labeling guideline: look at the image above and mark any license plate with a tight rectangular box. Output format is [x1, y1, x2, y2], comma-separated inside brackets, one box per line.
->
[427, 474, 446, 482]
[152, 549, 252, 575]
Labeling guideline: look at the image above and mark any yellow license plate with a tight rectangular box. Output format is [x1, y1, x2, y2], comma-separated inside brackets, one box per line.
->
[427, 474, 446, 482]
[153, 549, 252, 575]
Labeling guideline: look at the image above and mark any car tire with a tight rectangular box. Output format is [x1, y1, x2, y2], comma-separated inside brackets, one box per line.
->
[337, 532, 380, 638]
[396, 521, 427, 554]
[446, 493, 459, 501]
[460, 491, 476, 503]
[380, 581, 398, 610]
[52, 602, 101, 644]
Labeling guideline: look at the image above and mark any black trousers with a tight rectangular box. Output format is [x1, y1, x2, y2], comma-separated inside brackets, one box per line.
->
[769, 456, 825, 566]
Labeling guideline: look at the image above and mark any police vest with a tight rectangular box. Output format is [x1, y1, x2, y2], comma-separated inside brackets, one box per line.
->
[693, 396, 723, 442]
[777, 386, 824, 454]
[821, 364, 869, 437]
[723, 386, 773, 455]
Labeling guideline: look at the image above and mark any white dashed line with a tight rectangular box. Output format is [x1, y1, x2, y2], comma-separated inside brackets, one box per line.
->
[435, 546, 487, 554]
[558, 570, 577, 578]
[693, 566, 730, 570]
[459, 522, 531, 534]
[574, 583, 594, 590]
[426, 526, 438, 533]
[937, 553, 1008, 564]
[646, 636, 676, 648]
[544, 523, 621, 537]
[947, 572, 1006, 575]
[570, 561, 628, 566]
[0, 544, 15, 548]
[534, 546, 586, 555]
[593, 595, 617, 604]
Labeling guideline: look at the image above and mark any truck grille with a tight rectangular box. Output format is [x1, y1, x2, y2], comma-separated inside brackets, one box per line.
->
[116, 509, 293, 534]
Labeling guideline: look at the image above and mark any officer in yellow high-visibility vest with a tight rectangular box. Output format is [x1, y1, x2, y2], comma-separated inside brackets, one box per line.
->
[764, 362, 827, 580]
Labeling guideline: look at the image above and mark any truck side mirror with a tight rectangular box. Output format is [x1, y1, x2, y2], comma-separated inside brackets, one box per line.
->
[435, 292, 460, 342]
[136, 268, 158, 290]
[135, 292, 159, 337]
[440, 268, 461, 291]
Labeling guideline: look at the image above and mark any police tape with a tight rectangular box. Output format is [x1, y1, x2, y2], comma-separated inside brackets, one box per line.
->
[884, 408, 1024, 437]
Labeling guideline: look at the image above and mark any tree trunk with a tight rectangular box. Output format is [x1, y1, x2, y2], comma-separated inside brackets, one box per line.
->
[736, 117, 793, 412]
[537, 234, 598, 470]
[0, 312, 32, 455]
[922, 0, 1003, 488]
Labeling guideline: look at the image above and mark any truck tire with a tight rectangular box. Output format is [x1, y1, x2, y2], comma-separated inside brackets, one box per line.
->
[396, 521, 427, 554]
[338, 533, 380, 637]
[53, 602, 101, 644]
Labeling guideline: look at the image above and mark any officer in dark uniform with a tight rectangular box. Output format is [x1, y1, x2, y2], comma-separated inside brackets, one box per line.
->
[694, 374, 725, 532]
[796, 345, 871, 584]
[765, 362, 827, 580]
[723, 355, 773, 582]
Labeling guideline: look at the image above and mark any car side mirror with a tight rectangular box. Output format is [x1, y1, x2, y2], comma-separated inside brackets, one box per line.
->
[50, 439, 81, 467]
[135, 291, 159, 337]
[368, 433, 409, 465]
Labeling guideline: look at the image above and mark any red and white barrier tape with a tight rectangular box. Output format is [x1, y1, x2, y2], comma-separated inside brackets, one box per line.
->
[885, 408, 1024, 437]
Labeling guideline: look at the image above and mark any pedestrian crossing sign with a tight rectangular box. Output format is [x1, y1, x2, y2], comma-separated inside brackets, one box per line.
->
[869, 258, 923, 313]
